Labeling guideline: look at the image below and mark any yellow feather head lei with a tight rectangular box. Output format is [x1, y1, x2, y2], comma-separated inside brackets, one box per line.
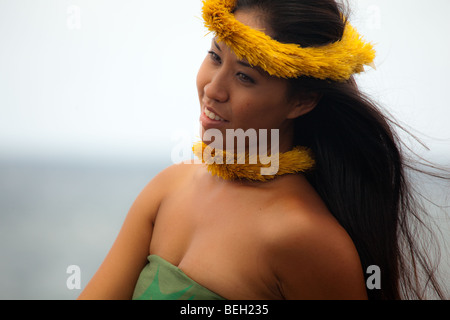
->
[192, 141, 315, 182]
[202, 0, 376, 81]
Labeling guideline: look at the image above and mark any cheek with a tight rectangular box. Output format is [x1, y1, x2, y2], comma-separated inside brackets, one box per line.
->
[239, 94, 290, 127]
[245, 94, 281, 116]
[234, 99, 272, 128]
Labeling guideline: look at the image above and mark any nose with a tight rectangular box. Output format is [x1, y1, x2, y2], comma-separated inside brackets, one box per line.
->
[204, 70, 229, 103]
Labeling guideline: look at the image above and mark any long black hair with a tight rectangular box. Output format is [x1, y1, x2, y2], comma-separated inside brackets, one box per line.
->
[234, 0, 448, 299]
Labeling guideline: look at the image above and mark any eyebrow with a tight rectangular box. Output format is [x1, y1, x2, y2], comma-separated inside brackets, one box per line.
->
[213, 39, 222, 52]
[237, 60, 253, 68]
[237, 60, 266, 77]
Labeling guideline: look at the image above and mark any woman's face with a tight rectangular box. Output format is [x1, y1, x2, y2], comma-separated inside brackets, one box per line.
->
[196, 10, 302, 153]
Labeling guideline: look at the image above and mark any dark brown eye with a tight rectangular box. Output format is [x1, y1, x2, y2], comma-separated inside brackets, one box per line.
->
[208, 50, 221, 64]
[237, 72, 254, 84]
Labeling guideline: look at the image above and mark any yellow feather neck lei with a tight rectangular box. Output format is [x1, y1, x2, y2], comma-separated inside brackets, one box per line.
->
[202, 0, 376, 81]
[192, 141, 315, 182]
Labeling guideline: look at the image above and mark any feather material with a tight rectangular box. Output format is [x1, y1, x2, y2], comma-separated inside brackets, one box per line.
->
[192, 141, 315, 182]
[202, 0, 376, 81]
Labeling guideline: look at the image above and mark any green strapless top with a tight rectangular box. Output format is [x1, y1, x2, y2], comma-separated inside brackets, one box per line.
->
[132, 255, 226, 300]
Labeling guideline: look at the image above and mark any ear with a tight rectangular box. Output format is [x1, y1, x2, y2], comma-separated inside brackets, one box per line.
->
[286, 92, 321, 120]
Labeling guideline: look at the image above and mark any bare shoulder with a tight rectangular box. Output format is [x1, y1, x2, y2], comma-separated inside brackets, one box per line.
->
[137, 162, 198, 218]
[265, 181, 368, 300]
[148, 161, 198, 187]
[78, 161, 198, 299]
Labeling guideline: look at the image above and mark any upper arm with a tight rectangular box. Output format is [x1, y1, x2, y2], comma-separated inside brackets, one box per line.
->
[78, 164, 183, 300]
[271, 214, 368, 300]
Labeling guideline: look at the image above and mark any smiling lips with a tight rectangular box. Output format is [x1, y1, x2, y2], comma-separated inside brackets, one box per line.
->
[204, 108, 227, 122]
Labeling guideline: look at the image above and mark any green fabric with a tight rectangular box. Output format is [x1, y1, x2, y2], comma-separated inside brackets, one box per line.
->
[132, 255, 226, 300]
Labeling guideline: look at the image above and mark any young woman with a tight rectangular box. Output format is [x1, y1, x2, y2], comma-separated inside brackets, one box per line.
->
[78, 0, 447, 300]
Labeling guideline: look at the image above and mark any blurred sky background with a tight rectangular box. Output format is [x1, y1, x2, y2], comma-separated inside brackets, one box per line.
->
[0, 0, 449, 299]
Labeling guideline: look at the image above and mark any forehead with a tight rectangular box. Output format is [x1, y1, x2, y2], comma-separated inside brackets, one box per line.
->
[233, 9, 274, 38]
